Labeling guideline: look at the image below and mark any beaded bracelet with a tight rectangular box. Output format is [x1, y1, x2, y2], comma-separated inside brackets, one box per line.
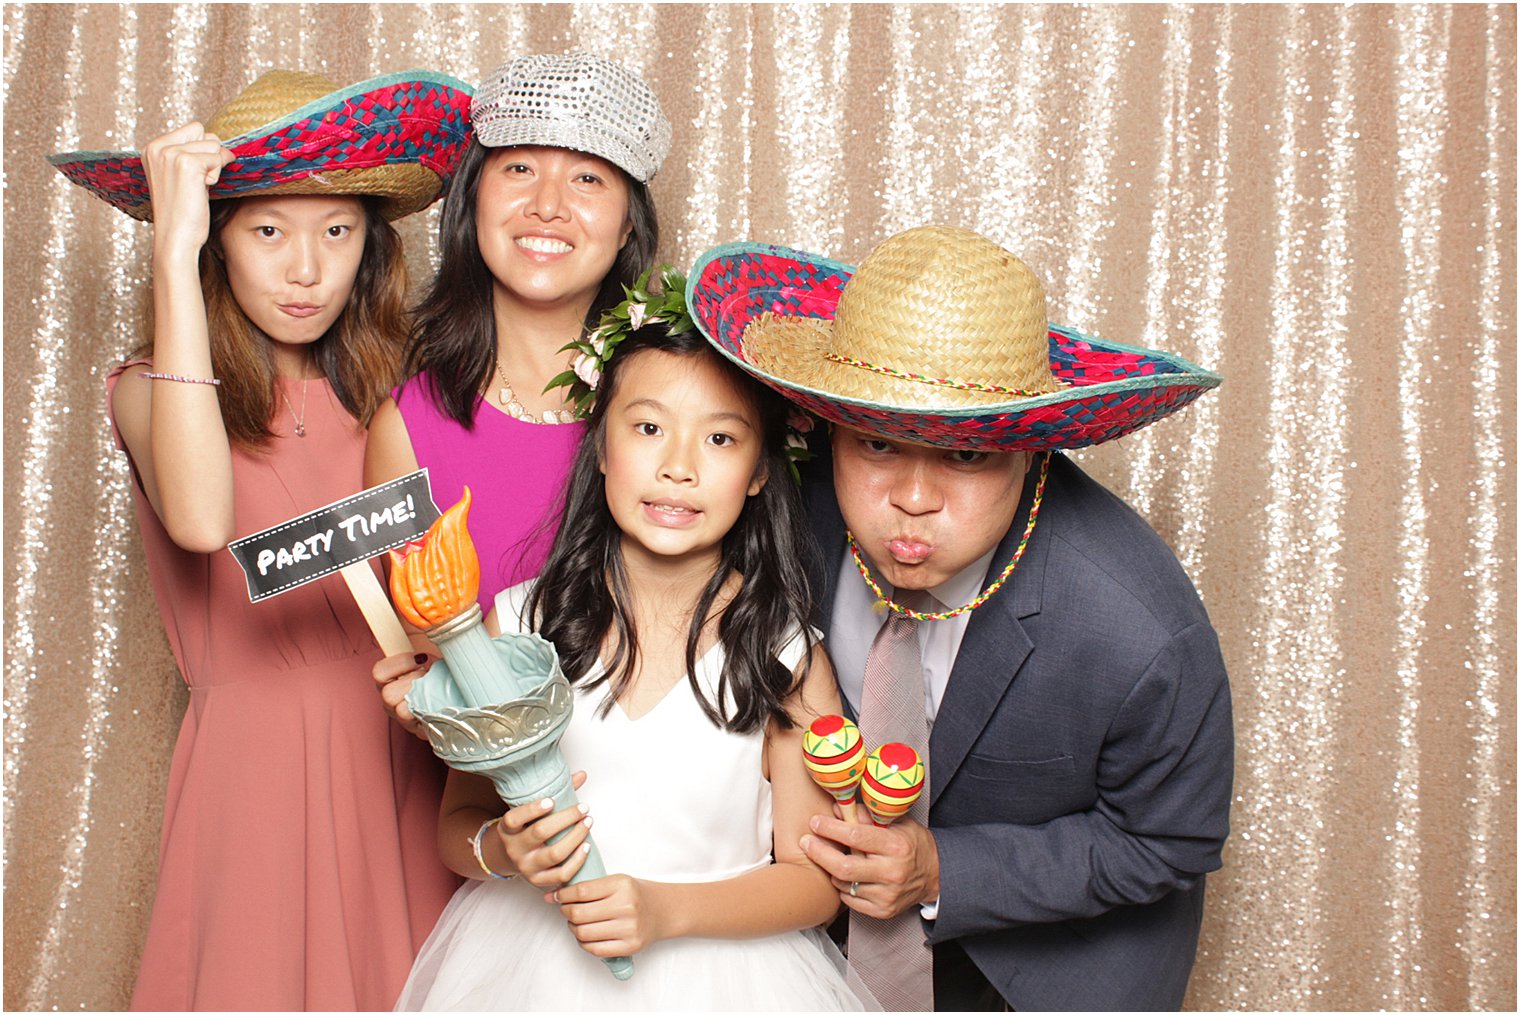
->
[139, 371, 221, 386]
[469, 817, 515, 880]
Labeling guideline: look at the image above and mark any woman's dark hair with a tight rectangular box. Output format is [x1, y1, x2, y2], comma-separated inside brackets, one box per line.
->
[140, 195, 406, 449]
[526, 324, 817, 734]
[402, 138, 661, 428]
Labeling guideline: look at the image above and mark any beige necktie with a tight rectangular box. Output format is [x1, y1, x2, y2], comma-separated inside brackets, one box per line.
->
[850, 592, 934, 1011]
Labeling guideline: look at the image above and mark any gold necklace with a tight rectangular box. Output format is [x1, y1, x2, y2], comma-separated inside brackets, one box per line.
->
[494, 361, 575, 425]
[278, 357, 312, 437]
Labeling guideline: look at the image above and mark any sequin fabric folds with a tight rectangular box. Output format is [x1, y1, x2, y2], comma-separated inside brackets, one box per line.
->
[3, 4, 1514, 1011]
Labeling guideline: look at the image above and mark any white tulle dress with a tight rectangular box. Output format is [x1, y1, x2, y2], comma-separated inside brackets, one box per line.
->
[394, 583, 871, 1012]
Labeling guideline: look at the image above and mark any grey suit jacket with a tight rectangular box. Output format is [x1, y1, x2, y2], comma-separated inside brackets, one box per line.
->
[808, 452, 1233, 1011]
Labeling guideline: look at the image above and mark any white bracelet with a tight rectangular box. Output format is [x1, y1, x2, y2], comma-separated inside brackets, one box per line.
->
[139, 371, 221, 386]
[469, 817, 515, 880]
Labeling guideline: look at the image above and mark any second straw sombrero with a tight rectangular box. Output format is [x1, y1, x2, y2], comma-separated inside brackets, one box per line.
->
[48, 69, 474, 221]
[688, 226, 1222, 453]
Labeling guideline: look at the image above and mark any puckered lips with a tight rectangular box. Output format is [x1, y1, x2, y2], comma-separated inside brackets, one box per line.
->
[884, 535, 934, 564]
[278, 301, 322, 319]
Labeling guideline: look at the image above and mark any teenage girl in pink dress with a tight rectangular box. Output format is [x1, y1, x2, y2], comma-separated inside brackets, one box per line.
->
[54, 69, 471, 1009]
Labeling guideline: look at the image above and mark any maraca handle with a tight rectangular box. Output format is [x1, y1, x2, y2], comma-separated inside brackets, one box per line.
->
[833, 792, 860, 824]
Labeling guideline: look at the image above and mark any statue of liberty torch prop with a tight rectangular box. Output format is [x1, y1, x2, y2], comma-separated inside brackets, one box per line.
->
[802, 715, 868, 823]
[389, 488, 633, 981]
[859, 742, 926, 828]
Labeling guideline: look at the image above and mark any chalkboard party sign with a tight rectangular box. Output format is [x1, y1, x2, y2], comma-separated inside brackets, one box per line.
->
[228, 469, 440, 655]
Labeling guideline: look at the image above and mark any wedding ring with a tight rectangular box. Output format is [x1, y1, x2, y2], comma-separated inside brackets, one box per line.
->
[849, 881, 859, 897]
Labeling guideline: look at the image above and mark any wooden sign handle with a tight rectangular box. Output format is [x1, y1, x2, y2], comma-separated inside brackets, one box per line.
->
[339, 560, 411, 657]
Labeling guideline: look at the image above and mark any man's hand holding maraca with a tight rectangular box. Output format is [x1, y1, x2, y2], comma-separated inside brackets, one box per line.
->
[800, 813, 940, 920]
[799, 720, 936, 919]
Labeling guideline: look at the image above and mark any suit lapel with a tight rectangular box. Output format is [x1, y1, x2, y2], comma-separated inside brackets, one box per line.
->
[929, 454, 1058, 807]
[930, 591, 1031, 807]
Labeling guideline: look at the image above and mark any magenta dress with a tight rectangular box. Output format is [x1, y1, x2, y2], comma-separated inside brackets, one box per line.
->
[108, 363, 459, 1012]
[394, 374, 584, 612]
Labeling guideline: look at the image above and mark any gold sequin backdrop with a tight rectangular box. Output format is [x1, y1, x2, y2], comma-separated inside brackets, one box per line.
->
[2, 3, 1513, 1010]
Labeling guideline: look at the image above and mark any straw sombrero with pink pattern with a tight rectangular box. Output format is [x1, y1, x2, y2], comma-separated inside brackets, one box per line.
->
[48, 69, 473, 222]
[687, 226, 1221, 453]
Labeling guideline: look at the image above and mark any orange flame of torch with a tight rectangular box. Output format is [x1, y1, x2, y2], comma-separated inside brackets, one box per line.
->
[388, 487, 480, 629]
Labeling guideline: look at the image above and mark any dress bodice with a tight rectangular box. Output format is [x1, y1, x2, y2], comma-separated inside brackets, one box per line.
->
[494, 583, 812, 882]
[396, 375, 583, 611]
[564, 642, 775, 882]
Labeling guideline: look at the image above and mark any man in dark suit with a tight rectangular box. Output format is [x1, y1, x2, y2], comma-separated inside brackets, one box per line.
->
[688, 225, 1234, 1011]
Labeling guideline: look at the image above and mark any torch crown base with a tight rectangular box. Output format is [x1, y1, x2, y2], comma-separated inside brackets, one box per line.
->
[412, 670, 573, 766]
[426, 603, 485, 642]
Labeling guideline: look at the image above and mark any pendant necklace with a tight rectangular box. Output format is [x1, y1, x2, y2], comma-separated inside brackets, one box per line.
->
[279, 354, 313, 437]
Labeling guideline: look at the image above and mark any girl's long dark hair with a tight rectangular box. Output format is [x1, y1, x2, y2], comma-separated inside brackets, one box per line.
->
[402, 138, 661, 428]
[526, 326, 817, 734]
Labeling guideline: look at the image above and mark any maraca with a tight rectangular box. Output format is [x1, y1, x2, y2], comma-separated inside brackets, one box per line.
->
[860, 742, 925, 826]
[802, 714, 867, 823]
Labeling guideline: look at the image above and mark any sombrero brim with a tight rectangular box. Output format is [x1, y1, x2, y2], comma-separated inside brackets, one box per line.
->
[47, 70, 474, 222]
[688, 241, 1223, 453]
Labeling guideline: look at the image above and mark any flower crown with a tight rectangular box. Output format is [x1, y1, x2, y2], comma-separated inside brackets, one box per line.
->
[546, 264, 815, 481]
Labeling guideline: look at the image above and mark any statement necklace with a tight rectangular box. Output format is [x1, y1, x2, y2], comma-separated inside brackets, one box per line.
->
[847, 452, 1051, 622]
[495, 361, 576, 425]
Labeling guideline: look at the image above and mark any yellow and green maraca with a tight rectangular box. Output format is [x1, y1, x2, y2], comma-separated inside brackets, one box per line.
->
[802, 715, 925, 826]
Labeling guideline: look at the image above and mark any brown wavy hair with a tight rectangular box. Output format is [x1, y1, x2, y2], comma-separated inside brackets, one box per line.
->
[142, 196, 409, 449]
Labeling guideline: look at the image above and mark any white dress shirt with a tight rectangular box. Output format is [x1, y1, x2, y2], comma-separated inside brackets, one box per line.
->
[829, 545, 998, 725]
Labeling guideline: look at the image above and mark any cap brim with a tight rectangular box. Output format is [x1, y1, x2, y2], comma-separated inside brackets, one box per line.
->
[471, 118, 654, 183]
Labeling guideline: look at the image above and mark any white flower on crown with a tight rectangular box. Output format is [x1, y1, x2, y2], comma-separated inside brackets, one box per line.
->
[587, 327, 610, 358]
[573, 352, 602, 389]
[627, 303, 649, 330]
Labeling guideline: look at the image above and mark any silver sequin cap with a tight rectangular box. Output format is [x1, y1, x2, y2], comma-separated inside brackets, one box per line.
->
[472, 52, 672, 183]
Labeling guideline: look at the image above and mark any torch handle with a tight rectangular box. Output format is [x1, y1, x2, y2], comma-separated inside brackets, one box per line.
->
[493, 764, 634, 982]
[431, 614, 512, 708]
[536, 767, 610, 881]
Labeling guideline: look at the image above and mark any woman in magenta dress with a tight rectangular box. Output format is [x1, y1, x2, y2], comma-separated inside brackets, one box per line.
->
[55, 69, 472, 1009]
[364, 53, 671, 612]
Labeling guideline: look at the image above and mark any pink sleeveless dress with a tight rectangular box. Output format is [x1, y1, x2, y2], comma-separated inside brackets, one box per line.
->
[108, 363, 459, 1011]
[394, 374, 584, 613]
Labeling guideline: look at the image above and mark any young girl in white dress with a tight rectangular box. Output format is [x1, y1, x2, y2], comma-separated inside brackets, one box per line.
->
[390, 294, 872, 1011]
